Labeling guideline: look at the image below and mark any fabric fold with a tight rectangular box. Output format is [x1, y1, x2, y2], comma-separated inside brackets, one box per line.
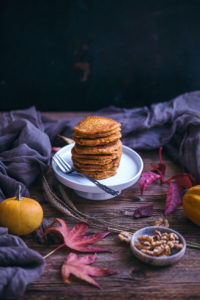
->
[0, 228, 45, 299]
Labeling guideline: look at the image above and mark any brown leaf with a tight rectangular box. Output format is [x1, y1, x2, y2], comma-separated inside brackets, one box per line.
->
[62, 253, 119, 288]
[133, 205, 154, 218]
[33, 218, 61, 245]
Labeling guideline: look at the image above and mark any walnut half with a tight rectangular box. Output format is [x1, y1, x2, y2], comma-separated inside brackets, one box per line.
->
[118, 231, 132, 243]
[154, 218, 169, 228]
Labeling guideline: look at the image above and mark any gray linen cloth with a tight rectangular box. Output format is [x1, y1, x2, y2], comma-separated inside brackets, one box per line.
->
[0, 90, 200, 298]
[0, 227, 45, 299]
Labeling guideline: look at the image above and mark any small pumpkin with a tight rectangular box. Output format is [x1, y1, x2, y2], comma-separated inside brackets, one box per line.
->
[0, 186, 43, 235]
[183, 185, 200, 226]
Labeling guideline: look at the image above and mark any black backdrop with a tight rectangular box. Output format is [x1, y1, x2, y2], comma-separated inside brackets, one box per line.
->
[0, 0, 200, 111]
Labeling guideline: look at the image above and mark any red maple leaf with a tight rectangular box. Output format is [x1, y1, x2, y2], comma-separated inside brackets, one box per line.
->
[139, 171, 161, 194]
[45, 218, 110, 252]
[165, 181, 184, 216]
[165, 173, 193, 188]
[139, 147, 167, 194]
[151, 147, 166, 182]
[62, 253, 119, 289]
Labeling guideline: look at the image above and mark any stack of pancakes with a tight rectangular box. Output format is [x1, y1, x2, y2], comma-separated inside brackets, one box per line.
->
[72, 116, 122, 179]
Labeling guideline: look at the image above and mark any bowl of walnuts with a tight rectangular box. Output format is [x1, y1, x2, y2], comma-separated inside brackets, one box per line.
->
[130, 226, 186, 266]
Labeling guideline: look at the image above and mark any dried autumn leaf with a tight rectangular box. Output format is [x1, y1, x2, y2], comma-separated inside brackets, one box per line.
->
[45, 218, 110, 252]
[139, 171, 161, 194]
[165, 182, 184, 216]
[133, 204, 154, 218]
[62, 253, 119, 289]
[158, 146, 166, 175]
[165, 173, 193, 188]
[151, 147, 166, 182]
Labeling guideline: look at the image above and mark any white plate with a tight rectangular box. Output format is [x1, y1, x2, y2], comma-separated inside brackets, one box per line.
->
[52, 144, 143, 200]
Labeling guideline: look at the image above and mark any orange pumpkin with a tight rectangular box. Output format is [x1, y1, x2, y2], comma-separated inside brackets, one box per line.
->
[183, 185, 200, 226]
[0, 186, 43, 235]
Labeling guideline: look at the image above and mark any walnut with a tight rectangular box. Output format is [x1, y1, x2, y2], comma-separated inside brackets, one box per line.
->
[154, 230, 162, 240]
[151, 240, 162, 247]
[169, 233, 178, 240]
[160, 239, 167, 245]
[163, 219, 169, 228]
[143, 241, 151, 247]
[141, 249, 155, 256]
[135, 241, 151, 250]
[153, 245, 165, 256]
[138, 235, 154, 245]
[154, 217, 163, 226]
[174, 243, 183, 250]
[134, 241, 144, 250]
[118, 231, 132, 243]
[154, 218, 169, 228]
[163, 244, 171, 256]
[168, 241, 175, 248]
[161, 233, 169, 241]
[173, 233, 179, 240]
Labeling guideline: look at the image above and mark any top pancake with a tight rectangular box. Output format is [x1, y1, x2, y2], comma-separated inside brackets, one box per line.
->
[74, 116, 121, 138]
[74, 128, 120, 139]
[73, 131, 122, 146]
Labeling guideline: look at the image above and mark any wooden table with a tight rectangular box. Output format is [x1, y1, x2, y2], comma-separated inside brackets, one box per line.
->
[21, 112, 200, 300]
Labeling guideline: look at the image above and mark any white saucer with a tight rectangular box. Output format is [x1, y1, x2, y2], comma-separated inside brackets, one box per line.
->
[52, 144, 143, 200]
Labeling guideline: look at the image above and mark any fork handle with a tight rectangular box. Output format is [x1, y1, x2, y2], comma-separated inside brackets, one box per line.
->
[81, 174, 120, 197]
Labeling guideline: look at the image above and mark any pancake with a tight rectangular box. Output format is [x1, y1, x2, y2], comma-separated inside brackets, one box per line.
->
[76, 169, 117, 180]
[73, 131, 121, 146]
[72, 148, 122, 164]
[71, 146, 120, 161]
[72, 149, 122, 165]
[74, 140, 122, 155]
[73, 155, 113, 165]
[73, 157, 120, 171]
[74, 116, 121, 138]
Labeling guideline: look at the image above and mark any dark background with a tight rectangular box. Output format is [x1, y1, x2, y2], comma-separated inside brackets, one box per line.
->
[0, 0, 200, 111]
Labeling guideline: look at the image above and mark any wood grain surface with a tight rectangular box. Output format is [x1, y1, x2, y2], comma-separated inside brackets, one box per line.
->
[20, 113, 200, 300]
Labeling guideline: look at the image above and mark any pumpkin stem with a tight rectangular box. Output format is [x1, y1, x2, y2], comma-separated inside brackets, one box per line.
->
[16, 185, 23, 201]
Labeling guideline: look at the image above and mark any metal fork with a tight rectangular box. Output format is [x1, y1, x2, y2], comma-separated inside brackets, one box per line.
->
[53, 154, 119, 197]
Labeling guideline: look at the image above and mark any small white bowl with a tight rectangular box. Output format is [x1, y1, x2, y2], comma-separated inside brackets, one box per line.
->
[130, 226, 186, 266]
[52, 144, 143, 200]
